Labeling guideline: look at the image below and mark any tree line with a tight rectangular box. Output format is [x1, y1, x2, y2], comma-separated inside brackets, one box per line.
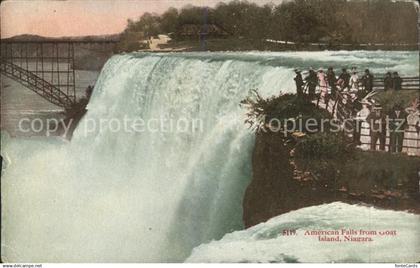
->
[117, 0, 418, 51]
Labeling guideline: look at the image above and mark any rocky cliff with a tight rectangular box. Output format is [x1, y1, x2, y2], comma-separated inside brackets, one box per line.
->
[243, 129, 420, 228]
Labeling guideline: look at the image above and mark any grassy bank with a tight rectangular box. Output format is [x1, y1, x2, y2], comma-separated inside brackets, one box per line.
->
[297, 148, 420, 196]
[340, 151, 420, 193]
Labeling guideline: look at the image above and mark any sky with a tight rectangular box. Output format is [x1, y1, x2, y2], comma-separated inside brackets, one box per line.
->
[0, 0, 287, 38]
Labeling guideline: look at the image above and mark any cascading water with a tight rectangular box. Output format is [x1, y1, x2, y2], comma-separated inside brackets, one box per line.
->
[1, 51, 418, 262]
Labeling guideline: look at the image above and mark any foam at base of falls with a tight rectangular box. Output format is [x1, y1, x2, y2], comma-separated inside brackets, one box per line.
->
[187, 202, 420, 263]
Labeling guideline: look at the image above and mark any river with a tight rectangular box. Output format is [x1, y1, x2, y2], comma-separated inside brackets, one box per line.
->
[1, 67, 100, 136]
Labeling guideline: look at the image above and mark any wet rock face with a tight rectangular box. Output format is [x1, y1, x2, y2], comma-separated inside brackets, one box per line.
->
[242, 131, 420, 228]
[242, 131, 291, 227]
[242, 131, 326, 228]
[242, 131, 328, 228]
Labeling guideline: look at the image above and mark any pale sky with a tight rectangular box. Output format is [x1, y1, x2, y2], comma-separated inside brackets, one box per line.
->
[0, 0, 286, 38]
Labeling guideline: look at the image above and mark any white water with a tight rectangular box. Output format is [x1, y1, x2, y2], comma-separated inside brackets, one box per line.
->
[188, 202, 420, 263]
[1, 51, 419, 262]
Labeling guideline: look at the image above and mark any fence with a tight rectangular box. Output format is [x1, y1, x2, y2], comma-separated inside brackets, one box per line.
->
[315, 87, 420, 156]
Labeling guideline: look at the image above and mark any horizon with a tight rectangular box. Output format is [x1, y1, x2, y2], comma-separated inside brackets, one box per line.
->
[0, 0, 288, 39]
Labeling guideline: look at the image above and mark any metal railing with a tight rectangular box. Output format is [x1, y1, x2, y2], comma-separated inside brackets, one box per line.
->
[314, 86, 420, 156]
[371, 76, 419, 91]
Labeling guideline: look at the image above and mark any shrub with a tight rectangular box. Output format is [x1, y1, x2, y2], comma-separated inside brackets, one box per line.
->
[241, 90, 331, 133]
[294, 132, 354, 160]
[373, 90, 418, 114]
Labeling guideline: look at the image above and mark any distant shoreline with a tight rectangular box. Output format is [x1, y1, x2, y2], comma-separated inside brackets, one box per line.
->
[141, 38, 419, 53]
[2, 35, 417, 53]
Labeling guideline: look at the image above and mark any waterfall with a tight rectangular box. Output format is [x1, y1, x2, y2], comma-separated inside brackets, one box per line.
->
[0, 53, 288, 262]
[1, 51, 418, 262]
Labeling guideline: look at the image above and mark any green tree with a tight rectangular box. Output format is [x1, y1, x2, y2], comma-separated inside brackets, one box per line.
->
[160, 7, 179, 33]
[116, 0, 418, 52]
[136, 13, 162, 38]
[178, 5, 209, 25]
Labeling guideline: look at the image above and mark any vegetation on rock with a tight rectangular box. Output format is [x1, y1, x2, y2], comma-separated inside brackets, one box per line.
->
[240, 90, 331, 133]
[294, 132, 353, 160]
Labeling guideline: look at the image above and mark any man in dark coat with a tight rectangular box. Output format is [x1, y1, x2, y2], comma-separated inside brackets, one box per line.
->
[384, 72, 393, 91]
[305, 68, 318, 99]
[388, 104, 408, 153]
[392, 72, 403, 91]
[86, 85, 94, 99]
[294, 69, 304, 98]
[349, 93, 363, 145]
[338, 68, 351, 91]
[327, 67, 337, 98]
[361, 69, 374, 93]
[366, 104, 387, 151]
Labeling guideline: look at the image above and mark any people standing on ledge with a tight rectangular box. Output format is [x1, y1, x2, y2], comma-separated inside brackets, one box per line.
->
[85, 85, 94, 99]
[295, 68, 408, 100]
[294, 69, 304, 97]
[349, 68, 359, 92]
[405, 99, 420, 156]
[361, 69, 374, 93]
[349, 92, 362, 145]
[392, 72, 403, 90]
[356, 100, 372, 150]
[388, 104, 408, 153]
[338, 68, 351, 91]
[384, 72, 393, 91]
[367, 104, 387, 151]
[317, 69, 329, 102]
[305, 68, 318, 99]
[327, 67, 337, 97]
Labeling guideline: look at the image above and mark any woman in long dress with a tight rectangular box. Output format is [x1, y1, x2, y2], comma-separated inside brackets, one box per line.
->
[318, 69, 329, 105]
[349, 70, 359, 92]
[356, 101, 371, 150]
[405, 104, 420, 156]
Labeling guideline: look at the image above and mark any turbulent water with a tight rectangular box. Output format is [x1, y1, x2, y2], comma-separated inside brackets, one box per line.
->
[187, 202, 420, 263]
[1, 51, 419, 262]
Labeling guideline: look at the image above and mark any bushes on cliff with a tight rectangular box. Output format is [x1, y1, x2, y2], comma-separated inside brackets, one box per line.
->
[294, 132, 354, 160]
[241, 90, 331, 133]
[241, 90, 357, 188]
[373, 90, 418, 114]
[293, 132, 355, 189]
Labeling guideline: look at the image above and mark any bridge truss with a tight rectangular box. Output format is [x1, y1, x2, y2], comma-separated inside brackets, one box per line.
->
[1, 41, 77, 109]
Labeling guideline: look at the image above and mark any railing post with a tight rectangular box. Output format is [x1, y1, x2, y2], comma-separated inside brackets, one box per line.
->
[71, 42, 76, 103]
